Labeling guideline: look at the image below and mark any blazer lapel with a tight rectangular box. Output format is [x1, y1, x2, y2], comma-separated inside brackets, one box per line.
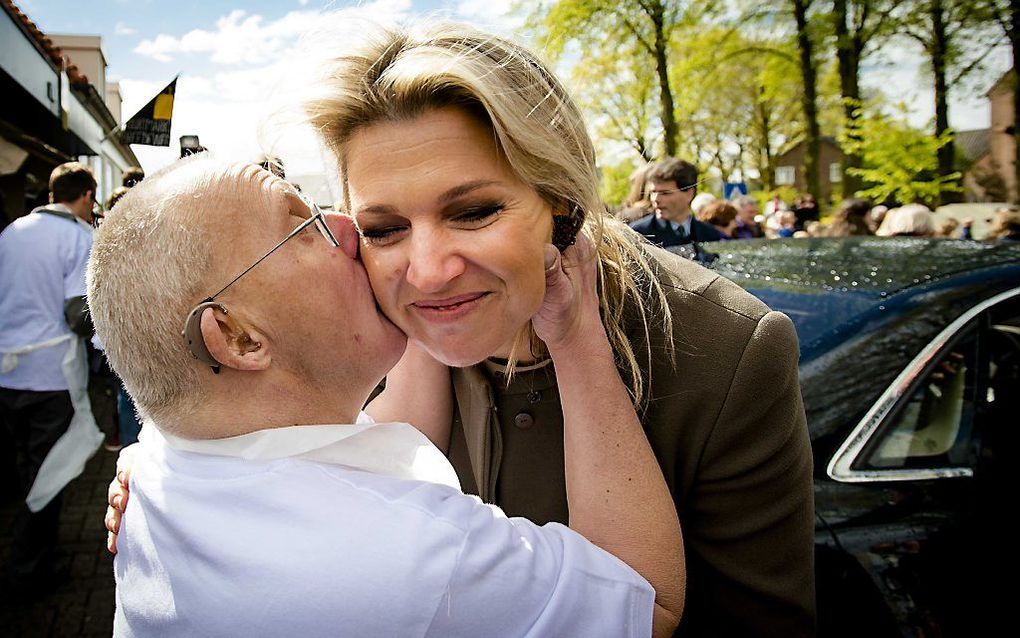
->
[451, 366, 495, 501]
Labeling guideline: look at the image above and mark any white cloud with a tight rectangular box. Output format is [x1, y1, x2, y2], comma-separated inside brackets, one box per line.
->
[134, 1, 413, 65]
[121, 1, 417, 181]
[114, 21, 136, 36]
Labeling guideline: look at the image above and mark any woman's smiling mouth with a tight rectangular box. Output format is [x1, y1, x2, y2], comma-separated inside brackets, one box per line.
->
[411, 292, 490, 322]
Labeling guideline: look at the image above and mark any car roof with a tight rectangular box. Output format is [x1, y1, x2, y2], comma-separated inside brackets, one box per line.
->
[705, 237, 1020, 359]
[706, 236, 1020, 299]
[702, 237, 1020, 442]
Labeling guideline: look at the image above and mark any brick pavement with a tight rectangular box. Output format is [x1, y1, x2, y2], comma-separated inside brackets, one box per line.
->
[1, 449, 118, 637]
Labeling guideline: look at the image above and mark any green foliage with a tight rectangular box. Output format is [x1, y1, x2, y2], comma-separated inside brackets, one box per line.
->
[751, 185, 800, 208]
[672, 27, 805, 184]
[838, 105, 962, 205]
[522, 0, 1001, 200]
[599, 160, 641, 210]
[526, 1, 707, 159]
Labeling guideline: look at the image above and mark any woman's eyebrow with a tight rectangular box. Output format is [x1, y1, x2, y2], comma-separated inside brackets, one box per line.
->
[355, 179, 502, 217]
[436, 179, 500, 205]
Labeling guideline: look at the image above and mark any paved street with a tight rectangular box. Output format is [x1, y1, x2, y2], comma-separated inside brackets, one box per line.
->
[1, 449, 118, 637]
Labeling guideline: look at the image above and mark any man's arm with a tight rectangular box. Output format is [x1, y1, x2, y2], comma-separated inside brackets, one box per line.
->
[64, 227, 93, 337]
[683, 310, 815, 636]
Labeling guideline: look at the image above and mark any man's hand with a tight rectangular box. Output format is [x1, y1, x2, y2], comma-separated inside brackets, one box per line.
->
[105, 445, 137, 554]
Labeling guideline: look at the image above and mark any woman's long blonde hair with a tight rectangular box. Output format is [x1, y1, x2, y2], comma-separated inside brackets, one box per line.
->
[302, 20, 672, 408]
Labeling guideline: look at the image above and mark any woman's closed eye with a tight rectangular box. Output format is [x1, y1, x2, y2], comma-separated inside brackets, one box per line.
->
[360, 223, 407, 245]
[452, 203, 504, 226]
[358, 203, 505, 246]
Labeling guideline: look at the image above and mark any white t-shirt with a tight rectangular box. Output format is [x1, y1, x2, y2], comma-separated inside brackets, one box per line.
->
[0, 206, 93, 391]
[114, 417, 654, 637]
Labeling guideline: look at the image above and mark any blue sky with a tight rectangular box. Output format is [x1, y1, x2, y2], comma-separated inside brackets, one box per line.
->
[13, 0, 1010, 181]
[16, 0, 518, 177]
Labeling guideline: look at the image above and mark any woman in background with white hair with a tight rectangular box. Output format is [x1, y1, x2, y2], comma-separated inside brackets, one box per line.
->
[876, 203, 936, 237]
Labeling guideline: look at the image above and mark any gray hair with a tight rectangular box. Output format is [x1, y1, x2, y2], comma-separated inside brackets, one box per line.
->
[732, 195, 757, 209]
[875, 203, 935, 237]
[87, 155, 247, 426]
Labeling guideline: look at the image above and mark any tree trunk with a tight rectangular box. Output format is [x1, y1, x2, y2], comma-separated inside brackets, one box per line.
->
[1012, 0, 1020, 203]
[931, 0, 954, 204]
[833, 0, 863, 196]
[793, 0, 822, 199]
[650, 2, 678, 156]
[757, 87, 776, 190]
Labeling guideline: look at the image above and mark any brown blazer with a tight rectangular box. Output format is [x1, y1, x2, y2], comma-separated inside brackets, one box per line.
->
[447, 245, 816, 637]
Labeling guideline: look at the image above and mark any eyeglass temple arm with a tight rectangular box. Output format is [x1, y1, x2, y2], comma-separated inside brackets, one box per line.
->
[207, 215, 318, 300]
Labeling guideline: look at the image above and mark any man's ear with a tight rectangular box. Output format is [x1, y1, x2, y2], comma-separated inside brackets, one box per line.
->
[198, 306, 271, 372]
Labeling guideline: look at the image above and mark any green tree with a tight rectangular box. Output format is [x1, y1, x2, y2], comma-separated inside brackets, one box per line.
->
[599, 159, 641, 209]
[570, 38, 658, 161]
[740, 0, 831, 196]
[839, 104, 961, 205]
[896, 0, 1002, 203]
[527, 0, 714, 157]
[674, 27, 803, 189]
[831, 0, 898, 195]
[791, 0, 823, 199]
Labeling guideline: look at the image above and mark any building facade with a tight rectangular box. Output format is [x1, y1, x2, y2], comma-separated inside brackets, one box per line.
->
[774, 137, 845, 206]
[961, 71, 1017, 203]
[0, 0, 138, 229]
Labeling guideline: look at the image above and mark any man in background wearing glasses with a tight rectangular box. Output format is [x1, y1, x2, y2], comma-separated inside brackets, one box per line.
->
[0, 161, 104, 594]
[629, 157, 723, 248]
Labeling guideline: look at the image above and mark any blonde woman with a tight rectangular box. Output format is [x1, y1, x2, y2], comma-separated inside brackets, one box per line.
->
[107, 20, 814, 636]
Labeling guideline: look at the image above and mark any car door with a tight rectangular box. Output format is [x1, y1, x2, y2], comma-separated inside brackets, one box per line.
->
[817, 289, 1019, 637]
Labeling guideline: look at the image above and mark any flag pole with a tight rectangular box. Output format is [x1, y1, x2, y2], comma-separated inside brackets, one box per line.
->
[100, 123, 124, 144]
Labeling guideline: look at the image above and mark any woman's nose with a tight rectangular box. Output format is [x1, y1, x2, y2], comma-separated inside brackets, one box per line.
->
[404, 228, 466, 293]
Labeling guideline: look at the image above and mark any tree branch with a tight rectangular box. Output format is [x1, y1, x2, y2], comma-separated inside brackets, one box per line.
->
[947, 32, 1009, 87]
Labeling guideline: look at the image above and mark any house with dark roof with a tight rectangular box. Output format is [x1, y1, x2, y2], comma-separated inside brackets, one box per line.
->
[773, 136, 846, 204]
[960, 70, 1016, 203]
[0, 0, 138, 228]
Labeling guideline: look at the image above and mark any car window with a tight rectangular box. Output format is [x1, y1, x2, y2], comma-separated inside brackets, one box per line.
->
[983, 300, 1020, 457]
[852, 295, 1020, 475]
[857, 328, 978, 472]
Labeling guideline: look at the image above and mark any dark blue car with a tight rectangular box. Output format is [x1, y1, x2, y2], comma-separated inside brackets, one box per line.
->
[688, 237, 1020, 637]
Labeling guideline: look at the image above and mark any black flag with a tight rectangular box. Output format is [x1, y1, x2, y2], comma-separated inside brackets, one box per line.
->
[120, 76, 178, 146]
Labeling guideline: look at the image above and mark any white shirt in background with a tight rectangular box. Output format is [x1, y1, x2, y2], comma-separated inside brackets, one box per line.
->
[0, 205, 92, 391]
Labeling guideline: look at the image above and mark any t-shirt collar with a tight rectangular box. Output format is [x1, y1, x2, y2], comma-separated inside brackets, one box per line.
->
[147, 413, 461, 490]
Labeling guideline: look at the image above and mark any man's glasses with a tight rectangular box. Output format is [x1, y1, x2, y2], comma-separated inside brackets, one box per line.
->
[648, 188, 682, 197]
[647, 177, 712, 198]
[181, 195, 340, 372]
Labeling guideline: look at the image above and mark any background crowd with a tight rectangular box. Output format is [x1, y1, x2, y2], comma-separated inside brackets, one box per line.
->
[616, 158, 1020, 246]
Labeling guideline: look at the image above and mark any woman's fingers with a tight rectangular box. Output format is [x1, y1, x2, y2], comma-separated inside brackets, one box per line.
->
[534, 235, 600, 349]
[542, 245, 571, 308]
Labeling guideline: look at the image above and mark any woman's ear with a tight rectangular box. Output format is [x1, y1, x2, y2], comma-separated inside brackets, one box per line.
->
[199, 306, 271, 372]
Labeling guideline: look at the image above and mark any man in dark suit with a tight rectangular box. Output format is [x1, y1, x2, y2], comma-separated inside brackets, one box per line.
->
[629, 158, 722, 247]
